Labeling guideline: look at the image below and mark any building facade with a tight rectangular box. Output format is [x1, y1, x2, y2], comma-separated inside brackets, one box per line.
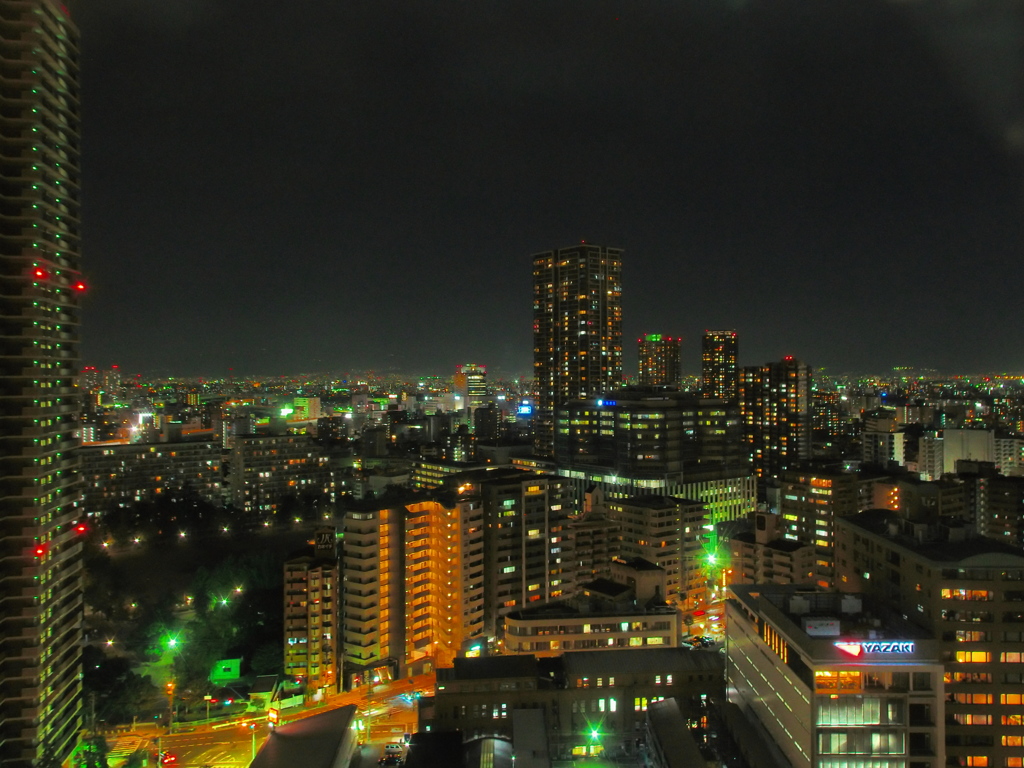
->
[532, 244, 623, 457]
[283, 530, 339, 695]
[740, 357, 813, 482]
[726, 585, 944, 768]
[637, 334, 681, 387]
[0, 2, 84, 764]
[553, 389, 744, 473]
[702, 330, 738, 401]
[836, 511, 1024, 768]
[605, 496, 707, 607]
[78, 441, 222, 512]
[230, 434, 333, 518]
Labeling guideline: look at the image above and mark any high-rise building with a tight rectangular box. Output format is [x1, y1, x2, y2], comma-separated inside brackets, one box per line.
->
[740, 357, 813, 482]
[340, 495, 486, 687]
[637, 334, 681, 387]
[284, 528, 340, 695]
[0, 2, 84, 765]
[701, 330, 738, 400]
[454, 364, 487, 423]
[532, 244, 623, 456]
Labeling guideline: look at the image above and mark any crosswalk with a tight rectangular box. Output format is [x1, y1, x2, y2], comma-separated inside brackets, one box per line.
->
[105, 736, 146, 764]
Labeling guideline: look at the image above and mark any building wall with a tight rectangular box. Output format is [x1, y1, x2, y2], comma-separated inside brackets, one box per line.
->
[778, 469, 862, 588]
[283, 556, 339, 693]
[0, 2, 84, 764]
[740, 358, 812, 481]
[727, 589, 944, 768]
[479, 474, 574, 637]
[554, 464, 756, 525]
[637, 335, 681, 387]
[79, 441, 222, 512]
[702, 330, 738, 401]
[503, 609, 680, 655]
[231, 434, 333, 517]
[605, 496, 706, 606]
[835, 514, 1024, 768]
[532, 245, 623, 457]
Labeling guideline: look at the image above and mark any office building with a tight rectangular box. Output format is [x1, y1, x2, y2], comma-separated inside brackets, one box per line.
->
[740, 357, 813, 482]
[726, 585, 943, 768]
[702, 330, 738, 400]
[532, 244, 623, 456]
[454, 364, 487, 423]
[0, 2, 84, 764]
[637, 334, 681, 387]
[283, 529, 339, 695]
[554, 388, 744, 473]
[836, 511, 1024, 768]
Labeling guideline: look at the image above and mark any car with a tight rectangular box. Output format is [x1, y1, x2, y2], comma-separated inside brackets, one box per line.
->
[160, 753, 177, 765]
[384, 743, 404, 753]
[378, 757, 402, 766]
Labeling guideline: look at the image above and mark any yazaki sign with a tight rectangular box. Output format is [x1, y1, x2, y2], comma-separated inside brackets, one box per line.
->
[834, 641, 915, 656]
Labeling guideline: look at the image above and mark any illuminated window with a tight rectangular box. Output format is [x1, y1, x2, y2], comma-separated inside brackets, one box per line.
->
[966, 758, 988, 767]
[956, 651, 991, 663]
[954, 694, 994, 704]
[1003, 737, 1023, 747]
[1001, 652, 1024, 663]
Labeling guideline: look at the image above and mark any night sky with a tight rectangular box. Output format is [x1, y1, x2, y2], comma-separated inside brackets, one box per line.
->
[76, 1, 1024, 378]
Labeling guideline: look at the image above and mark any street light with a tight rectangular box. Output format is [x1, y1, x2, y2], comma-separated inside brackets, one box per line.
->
[165, 681, 175, 733]
[204, 694, 212, 722]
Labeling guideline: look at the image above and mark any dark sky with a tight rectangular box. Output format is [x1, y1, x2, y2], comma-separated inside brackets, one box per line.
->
[75, 0, 1024, 379]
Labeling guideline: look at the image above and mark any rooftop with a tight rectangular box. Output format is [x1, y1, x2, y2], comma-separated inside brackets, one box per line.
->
[841, 509, 1024, 565]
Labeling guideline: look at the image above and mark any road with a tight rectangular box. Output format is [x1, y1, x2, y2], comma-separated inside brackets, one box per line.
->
[120, 674, 432, 766]
[149, 724, 268, 767]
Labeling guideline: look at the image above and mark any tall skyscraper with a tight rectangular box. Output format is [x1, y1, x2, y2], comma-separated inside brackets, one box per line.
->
[532, 244, 622, 456]
[0, 2, 84, 765]
[740, 357, 813, 482]
[701, 329, 738, 400]
[637, 333, 681, 387]
[454, 363, 487, 424]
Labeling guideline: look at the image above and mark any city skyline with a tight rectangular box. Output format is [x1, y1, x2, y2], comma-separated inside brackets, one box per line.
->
[75, 2, 1024, 376]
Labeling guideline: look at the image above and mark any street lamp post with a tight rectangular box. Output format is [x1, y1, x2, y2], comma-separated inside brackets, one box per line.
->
[204, 694, 212, 722]
[165, 681, 175, 733]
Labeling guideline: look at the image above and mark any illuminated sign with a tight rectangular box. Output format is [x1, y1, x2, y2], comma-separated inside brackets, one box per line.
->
[517, 404, 533, 415]
[834, 641, 915, 656]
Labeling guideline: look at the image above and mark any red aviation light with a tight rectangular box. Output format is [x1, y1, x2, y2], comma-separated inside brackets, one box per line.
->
[73, 280, 87, 292]
[33, 267, 49, 280]
[33, 544, 47, 557]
